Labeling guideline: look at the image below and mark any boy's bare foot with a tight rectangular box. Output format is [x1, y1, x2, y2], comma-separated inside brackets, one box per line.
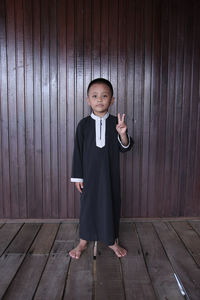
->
[109, 242, 127, 257]
[69, 239, 87, 259]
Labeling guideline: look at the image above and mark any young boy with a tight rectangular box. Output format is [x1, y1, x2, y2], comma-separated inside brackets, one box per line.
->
[70, 78, 133, 259]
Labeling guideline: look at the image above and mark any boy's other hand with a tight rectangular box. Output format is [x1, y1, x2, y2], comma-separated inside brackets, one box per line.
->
[75, 182, 84, 193]
[116, 113, 127, 135]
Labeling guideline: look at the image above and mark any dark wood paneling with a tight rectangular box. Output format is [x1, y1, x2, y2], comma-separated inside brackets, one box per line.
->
[0, 0, 200, 218]
[0, 0, 10, 217]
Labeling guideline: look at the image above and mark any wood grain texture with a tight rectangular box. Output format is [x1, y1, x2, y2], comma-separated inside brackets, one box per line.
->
[63, 243, 94, 300]
[136, 222, 183, 299]
[0, 220, 200, 298]
[119, 223, 156, 300]
[0, 0, 200, 218]
[95, 242, 125, 300]
[154, 221, 200, 300]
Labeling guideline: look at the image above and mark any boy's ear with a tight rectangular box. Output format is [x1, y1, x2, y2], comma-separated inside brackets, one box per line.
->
[111, 97, 115, 105]
[86, 97, 91, 106]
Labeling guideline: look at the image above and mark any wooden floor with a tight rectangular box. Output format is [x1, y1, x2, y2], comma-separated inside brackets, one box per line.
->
[0, 219, 200, 300]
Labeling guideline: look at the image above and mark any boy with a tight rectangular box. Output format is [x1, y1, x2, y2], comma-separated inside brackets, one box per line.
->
[70, 78, 133, 259]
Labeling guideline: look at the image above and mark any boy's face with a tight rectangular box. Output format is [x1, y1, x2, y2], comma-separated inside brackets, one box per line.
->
[87, 83, 114, 117]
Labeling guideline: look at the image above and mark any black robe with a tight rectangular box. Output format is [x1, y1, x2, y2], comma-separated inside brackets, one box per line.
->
[71, 113, 133, 245]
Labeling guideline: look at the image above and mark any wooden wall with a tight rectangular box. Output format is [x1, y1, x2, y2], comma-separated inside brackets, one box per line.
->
[0, 0, 200, 218]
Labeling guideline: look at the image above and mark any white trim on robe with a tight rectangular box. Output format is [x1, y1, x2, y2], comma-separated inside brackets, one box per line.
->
[71, 178, 84, 182]
[90, 112, 109, 148]
[118, 133, 131, 148]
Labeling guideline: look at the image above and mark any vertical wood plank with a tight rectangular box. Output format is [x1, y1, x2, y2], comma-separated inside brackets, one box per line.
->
[23, 0, 35, 217]
[75, 0, 84, 124]
[132, 0, 145, 217]
[140, 0, 153, 217]
[118, 0, 127, 217]
[83, 0, 92, 116]
[0, 101, 2, 218]
[49, 0, 59, 218]
[15, 0, 27, 217]
[41, 0, 51, 217]
[73, 0, 84, 217]
[148, 0, 161, 217]
[179, 1, 194, 216]
[58, 0, 67, 217]
[185, 0, 200, 216]
[6, 0, 19, 217]
[32, 0, 43, 217]
[125, 0, 135, 217]
[100, 0, 109, 79]
[0, 0, 11, 217]
[66, 0, 76, 218]
[92, 0, 101, 78]
[108, 0, 118, 115]
[163, 0, 177, 216]
[171, 1, 185, 217]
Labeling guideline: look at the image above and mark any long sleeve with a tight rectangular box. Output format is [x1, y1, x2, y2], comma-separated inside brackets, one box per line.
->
[71, 122, 84, 182]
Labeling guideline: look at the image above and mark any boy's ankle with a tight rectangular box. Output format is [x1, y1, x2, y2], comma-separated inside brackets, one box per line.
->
[79, 239, 87, 246]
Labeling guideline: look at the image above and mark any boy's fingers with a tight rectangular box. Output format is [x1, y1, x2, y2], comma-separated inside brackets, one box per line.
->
[80, 182, 84, 189]
[75, 182, 83, 193]
[78, 184, 82, 193]
[122, 114, 125, 123]
[118, 113, 121, 124]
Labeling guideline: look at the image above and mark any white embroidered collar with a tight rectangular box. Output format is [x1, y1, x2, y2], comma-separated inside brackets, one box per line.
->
[90, 112, 109, 120]
[90, 112, 109, 148]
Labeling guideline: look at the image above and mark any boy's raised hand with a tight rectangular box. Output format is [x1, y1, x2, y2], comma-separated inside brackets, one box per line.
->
[116, 113, 127, 135]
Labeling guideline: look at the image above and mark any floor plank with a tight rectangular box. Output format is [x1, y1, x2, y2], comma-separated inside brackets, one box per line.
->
[189, 220, 200, 236]
[63, 242, 94, 300]
[0, 220, 200, 299]
[5, 223, 41, 254]
[95, 242, 125, 300]
[3, 254, 47, 300]
[0, 254, 25, 299]
[34, 253, 70, 300]
[136, 222, 183, 299]
[171, 221, 200, 267]
[154, 221, 200, 300]
[0, 223, 23, 256]
[51, 223, 78, 254]
[29, 223, 59, 254]
[119, 222, 157, 300]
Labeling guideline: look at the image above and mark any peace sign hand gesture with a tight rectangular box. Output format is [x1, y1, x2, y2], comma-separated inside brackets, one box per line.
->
[116, 113, 129, 146]
[116, 113, 127, 135]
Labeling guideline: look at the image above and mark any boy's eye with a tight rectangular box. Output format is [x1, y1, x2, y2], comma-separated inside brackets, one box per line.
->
[92, 95, 97, 98]
[103, 95, 108, 98]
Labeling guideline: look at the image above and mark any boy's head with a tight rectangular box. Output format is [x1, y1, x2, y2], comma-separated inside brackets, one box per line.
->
[87, 78, 114, 97]
[87, 78, 114, 117]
